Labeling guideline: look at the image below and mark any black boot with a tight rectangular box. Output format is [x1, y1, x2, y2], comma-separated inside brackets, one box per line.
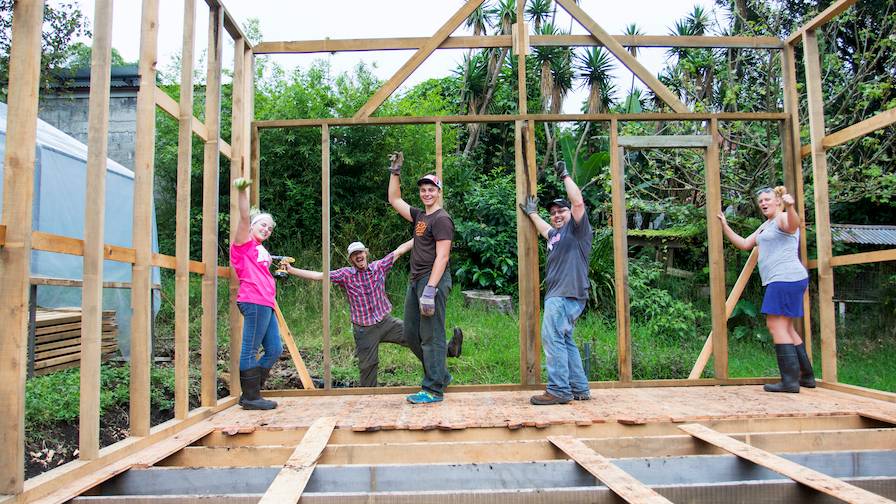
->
[239, 368, 277, 410]
[794, 343, 817, 388]
[259, 367, 273, 390]
[764, 344, 801, 393]
[448, 327, 463, 358]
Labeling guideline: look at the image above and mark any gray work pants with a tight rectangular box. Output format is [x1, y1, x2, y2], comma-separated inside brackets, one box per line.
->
[353, 314, 422, 387]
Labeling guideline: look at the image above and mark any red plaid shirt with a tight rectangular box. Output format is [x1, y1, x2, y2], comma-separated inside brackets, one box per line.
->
[329, 252, 395, 326]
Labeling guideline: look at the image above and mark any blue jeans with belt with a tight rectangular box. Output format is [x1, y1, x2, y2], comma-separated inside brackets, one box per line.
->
[237, 302, 283, 371]
[541, 297, 589, 401]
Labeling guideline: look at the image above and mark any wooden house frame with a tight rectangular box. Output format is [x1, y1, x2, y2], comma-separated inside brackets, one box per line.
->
[2, 0, 895, 501]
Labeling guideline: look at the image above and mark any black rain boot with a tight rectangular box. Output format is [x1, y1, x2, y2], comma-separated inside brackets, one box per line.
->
[239, 368, 277, 410]
[448, 327, 464, 358]
[258, 367, 279, 408]
[764, 344, 801, 393]
[794, 343, 817, 388]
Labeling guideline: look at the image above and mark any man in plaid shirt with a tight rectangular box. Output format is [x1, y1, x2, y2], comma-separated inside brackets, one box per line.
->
[289, 240, 462, 386]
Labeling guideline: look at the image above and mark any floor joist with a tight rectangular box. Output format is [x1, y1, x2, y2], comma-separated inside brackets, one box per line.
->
[678, 423, 895, 504]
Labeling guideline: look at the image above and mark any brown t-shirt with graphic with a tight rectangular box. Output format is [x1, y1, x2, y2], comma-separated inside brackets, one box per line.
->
[409, 207, 454, 281]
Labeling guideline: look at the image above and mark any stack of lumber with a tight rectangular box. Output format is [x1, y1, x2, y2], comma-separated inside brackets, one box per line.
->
[34, 309, 118, 375]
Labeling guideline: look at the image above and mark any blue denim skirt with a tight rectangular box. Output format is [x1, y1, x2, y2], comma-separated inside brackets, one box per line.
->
[761, 277, 809, 317]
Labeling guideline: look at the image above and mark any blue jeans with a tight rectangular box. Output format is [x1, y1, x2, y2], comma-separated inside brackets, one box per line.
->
[237, 302, 283, 371]
[542, 297, 588, 401]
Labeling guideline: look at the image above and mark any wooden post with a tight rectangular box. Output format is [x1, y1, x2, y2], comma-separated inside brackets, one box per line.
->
[229, 35, 246, 398]
[705, 118, 728, 378]
[435, 121, 443, 207]
[130, 0, 160, 438]
[515, 121, 541, 385]
[515, 0, 527, 115]
[201, 3, 223, 406]
[250, 125, 260, 208]
[803, 30, 837, 383]
[174, 0, 196, 421]
[781, 44, 812, 358]
[0, 0, 44, 492]
[80, 0, 114, 461]
[609, 120, 631, 382]
[321, 125, 332, 389]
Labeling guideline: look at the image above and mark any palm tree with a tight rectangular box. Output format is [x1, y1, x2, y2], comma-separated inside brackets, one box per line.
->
[460, 4, 494, 153]
[622, 23, 644, 113]
[525, 0, 552, 31]
[572, 46, 615, 173]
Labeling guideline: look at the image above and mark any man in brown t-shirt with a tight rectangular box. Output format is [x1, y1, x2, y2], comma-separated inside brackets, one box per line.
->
[387, 152, 454, 404]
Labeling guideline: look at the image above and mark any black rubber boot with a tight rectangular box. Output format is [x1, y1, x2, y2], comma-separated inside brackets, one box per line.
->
[794, 343, 816, 388]
[239, 368, 277, 410]
[448, 327, 464, 358]
[258, 367, 279, 408]
[764, 344, 801, 393]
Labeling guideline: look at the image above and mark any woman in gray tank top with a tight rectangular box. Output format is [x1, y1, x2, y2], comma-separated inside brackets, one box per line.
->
[717, 186, 815, 394]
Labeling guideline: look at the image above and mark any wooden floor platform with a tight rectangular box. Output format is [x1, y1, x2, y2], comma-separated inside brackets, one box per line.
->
[211, 384, 896, 433]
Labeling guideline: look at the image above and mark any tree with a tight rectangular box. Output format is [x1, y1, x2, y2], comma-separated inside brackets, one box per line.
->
[0, 0, 91, 100]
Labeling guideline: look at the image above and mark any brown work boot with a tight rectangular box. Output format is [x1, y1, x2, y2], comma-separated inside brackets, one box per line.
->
[530, 391, 570, 405]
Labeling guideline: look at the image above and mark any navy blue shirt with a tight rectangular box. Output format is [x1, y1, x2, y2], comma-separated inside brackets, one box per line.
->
[544, 211, 593, 300]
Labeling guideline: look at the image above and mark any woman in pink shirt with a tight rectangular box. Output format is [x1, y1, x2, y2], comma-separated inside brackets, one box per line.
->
[230, 178, 282, 410]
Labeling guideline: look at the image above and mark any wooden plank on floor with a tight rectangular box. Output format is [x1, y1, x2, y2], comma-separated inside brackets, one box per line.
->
[548, 435, 672, 504]
[31, 422, 216, 504]
[678, 423, 895, 504]
[258, 417, 337, 504]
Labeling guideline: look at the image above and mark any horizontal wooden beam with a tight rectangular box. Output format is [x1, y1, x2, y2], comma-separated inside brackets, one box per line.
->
[155, 85, 232, 159]
[800, 107, 896, 158]
[255, 112, 787, 129]
[162, 427, 896, 467]
[30, 276, 160, 290]
[679, 423, 894, 504]
[785, 0, 859, 46]
[30, 230, 230, 277]
[253, 34, 783, 54]
[807, 248, 896, 269]
[819, 381, 896, 403]
[618, 135, 711, 149]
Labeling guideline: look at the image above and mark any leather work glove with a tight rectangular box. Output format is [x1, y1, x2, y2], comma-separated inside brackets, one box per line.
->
[519, 195, 538, 216]
[419, 285, 437, 317]
[554, 161, 569, 179]
[233, 177, 253, 191]
[388, 151, 404, 176]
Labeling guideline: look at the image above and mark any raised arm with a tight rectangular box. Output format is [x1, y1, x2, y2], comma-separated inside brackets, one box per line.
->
[387, 151, 412, 222]
[233, 178, 252, 245]
[519, 195, 551, 239]
[555, 161, 585, 223]
[391, 238, 415, 260]
[777, 193, 801, 234]
[717, 212, 758, 251]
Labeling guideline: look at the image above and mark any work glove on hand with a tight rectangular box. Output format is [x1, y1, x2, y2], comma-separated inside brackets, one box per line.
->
[554, 161, 569, 179]
[233, 177, 253, 191]
[419, 285, 437, 317]
[519, 195, 539, 216]
[388, 151, 404, 176]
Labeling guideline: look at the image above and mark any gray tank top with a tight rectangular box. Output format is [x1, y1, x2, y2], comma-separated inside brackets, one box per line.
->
[755, 218, 808, 285]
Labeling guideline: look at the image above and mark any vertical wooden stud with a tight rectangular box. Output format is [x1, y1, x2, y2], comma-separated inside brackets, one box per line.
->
[200, 3, 223, 406]
[80, 0, 114, 460]
[781, 43, 813, 358]
[229, 36, 246, 398]
[435, 121, 443, 207]
[0, 0, 45, 492]
[321, 125, 332, 389]
[174, 0, 196, 420]
[515, 121, 541, 385]
[515, 0, 527, 115]
[609, 120, 632, 382]
[705, 118, 728, 378]
[803, 30, 837, 382]
[250, 125, 260, 208]
[130, 0, 160, 437]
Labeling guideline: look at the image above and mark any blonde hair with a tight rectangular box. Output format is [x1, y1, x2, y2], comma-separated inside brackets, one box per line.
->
[249, 208, 275, 228]
[756, 186, 788, 200]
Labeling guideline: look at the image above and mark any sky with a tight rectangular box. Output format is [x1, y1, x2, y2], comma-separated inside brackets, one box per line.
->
[74, 0, 719, 114]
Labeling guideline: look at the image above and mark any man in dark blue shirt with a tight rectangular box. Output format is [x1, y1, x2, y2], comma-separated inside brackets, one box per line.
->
[520, 162, 593, 405]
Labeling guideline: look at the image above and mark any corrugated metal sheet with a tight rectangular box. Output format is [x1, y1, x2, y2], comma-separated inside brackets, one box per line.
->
[831, 224, 896, 245]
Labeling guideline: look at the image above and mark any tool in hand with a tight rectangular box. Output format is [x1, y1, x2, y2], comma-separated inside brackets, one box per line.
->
[271, 255, 295, 279]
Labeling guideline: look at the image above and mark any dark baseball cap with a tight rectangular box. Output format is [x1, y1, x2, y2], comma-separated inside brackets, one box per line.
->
[546, 198, 571, 211]
[417, 173, 443, 190]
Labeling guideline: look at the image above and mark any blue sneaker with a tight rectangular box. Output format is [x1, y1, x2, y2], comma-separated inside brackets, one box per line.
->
[406, 390, 443, 404]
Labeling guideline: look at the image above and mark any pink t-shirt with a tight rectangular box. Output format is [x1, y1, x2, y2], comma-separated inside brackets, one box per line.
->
[230, 239, 276, 308]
